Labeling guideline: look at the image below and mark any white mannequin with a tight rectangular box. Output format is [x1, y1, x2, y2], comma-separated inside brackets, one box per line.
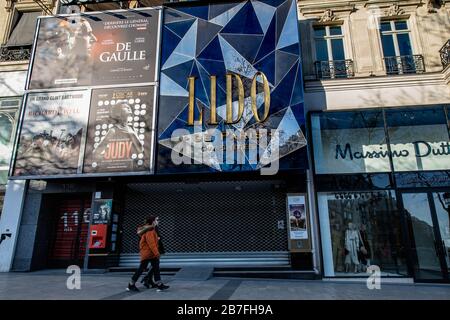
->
[344, 222, 360, 273]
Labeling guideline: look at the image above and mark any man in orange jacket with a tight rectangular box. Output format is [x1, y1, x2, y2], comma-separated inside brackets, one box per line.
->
[127, 216, 169, 292]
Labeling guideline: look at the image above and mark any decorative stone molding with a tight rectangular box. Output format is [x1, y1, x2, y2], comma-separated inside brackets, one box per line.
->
[386, 3, 405, 16]
[427, 0, 436, 12]
[5, 0, 16, 12]
[426, 0, 446, 12]
[298, 2, 356, 20]
[319, 9, 337, 22]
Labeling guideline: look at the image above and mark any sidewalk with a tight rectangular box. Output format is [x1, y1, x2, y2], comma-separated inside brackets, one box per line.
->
[0, 271, 449, 300]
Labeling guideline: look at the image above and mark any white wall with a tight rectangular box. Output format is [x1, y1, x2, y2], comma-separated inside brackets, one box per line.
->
[304, 73, 450, 111]
[0, 70, 27, 97]
[0, 180, 27, 272]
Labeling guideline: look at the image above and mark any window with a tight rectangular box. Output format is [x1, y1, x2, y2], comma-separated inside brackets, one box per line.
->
[446, 106, 450, 135]
[385, 107, 450, 172]
[0, 192, 4, 220]
[6, 11, 41, 47]
[310, 106, 450, 175]
[311, 110, 389, 174]
[318, 190, 408, 277]
[314, 26, 345, 61]
[380, 20, 423, 74]
[0, 97, 21, 185]
[0, 10, 40, 62]
[313, 25, 352, 79]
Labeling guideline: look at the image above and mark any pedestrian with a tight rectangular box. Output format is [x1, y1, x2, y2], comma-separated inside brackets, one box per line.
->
[138, 219, 166, 287]
[127, 216, 170, 292]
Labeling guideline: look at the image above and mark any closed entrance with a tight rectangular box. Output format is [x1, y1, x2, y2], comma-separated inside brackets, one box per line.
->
[47, 194, 91, 268]
[120, 180, 291, 267]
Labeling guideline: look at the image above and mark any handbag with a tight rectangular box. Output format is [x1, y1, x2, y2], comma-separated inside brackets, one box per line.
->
[158, 238, 166, 255]
[359, 246, 368, 255]
[358, 230, 368, 256]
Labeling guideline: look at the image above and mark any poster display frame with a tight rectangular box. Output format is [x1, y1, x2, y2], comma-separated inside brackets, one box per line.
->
[9, 85, 160, 180]
[83, 86, 158, 175]
[286, 193, 312, 253]
[9, 7, 163, 180]
[25, 7, 163, 91]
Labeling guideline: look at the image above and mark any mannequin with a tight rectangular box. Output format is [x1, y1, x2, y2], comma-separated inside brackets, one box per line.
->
[344, 222, 360, 273]
[358, 224, 371, 271]
[330, 211, 344, 272]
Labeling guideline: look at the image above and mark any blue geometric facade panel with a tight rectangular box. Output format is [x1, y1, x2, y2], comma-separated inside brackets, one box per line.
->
[251, 0, 277, 33]
[166, 19, 196, 38]
[220, 1, 264, 35]
[158, 0, 306, 174]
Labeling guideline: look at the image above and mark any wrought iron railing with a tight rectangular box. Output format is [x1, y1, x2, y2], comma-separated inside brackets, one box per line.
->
[383, 55, 425, 75]
[0, 45, 32, 62]
[314, 59, 354, 79]
[440, 40, 450, 69]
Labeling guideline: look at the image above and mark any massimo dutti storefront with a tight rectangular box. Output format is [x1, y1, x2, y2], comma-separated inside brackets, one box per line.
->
[5, 0, 319, 275]
[310, 106, 450, 282]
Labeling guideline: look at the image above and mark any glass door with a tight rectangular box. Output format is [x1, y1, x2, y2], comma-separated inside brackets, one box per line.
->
[432, 192, 450, 277]
[402, 192, 449, 281]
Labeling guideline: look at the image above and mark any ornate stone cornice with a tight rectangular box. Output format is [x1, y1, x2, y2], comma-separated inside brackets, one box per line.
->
[426, 0, 446, 13]
[360, 1, 425, 17]
[386, 3, 405, 15]
[5, 0, 16, 12]
[299, 4, 356, 21]
[318, 9, 337, 22]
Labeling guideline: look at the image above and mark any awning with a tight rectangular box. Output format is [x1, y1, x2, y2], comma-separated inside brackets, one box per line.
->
[7, 11, 41, 47]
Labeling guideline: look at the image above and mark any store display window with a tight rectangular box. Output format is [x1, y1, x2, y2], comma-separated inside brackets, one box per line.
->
[318, 190, 408, 277]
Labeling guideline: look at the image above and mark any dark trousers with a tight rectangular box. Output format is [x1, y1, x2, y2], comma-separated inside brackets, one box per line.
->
[131, 258, 161, 283]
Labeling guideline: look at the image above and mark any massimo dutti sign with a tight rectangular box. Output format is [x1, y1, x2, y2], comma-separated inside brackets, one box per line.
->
[313, 125, 450, 174]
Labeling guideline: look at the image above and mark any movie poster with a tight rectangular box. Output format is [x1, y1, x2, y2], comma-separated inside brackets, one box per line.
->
[29, 8, 161, 89]
[92, 199, 112, 225]
[287, 195, 308, 240]
[13, 90, 90, 176]
[83, 86, 156, 174]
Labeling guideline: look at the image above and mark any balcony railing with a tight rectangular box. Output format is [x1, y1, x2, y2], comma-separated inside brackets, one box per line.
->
[314, 59, 354, 79]
[440, 40, 450, 69]
[383, 55, 425, 75]
[0, 45, 31, 62]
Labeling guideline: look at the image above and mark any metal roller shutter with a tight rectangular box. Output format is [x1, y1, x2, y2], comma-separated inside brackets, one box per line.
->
[120, 180, 290, 267]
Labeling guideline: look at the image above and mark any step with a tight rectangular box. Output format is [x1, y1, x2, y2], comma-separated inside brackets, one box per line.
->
[174, 266, 215, 281]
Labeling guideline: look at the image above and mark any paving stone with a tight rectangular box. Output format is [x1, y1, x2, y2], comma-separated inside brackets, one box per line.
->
[0, 272, 448, 300]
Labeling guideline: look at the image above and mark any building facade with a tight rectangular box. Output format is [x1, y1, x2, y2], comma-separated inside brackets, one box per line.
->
[0, 0, 449, 283]
[299, 0, 450, 282]
[0, 0, 49, 215]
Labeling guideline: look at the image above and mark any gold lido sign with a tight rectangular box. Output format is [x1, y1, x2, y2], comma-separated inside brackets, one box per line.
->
[187, 71, 271, 126]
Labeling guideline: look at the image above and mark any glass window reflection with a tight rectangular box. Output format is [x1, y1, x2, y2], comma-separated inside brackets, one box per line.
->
[385, 107, 450, 172]
[311, 110, 390, 174]
[319, 190, 408, 277]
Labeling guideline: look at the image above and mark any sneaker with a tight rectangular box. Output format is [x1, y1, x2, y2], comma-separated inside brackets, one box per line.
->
[156, 283, 170, 291]
[142, 280, 158, 289]
[126, 283, 139, 292]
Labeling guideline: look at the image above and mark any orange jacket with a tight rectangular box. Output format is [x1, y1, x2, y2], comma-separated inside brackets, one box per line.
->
[139, 229, 160, 261]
